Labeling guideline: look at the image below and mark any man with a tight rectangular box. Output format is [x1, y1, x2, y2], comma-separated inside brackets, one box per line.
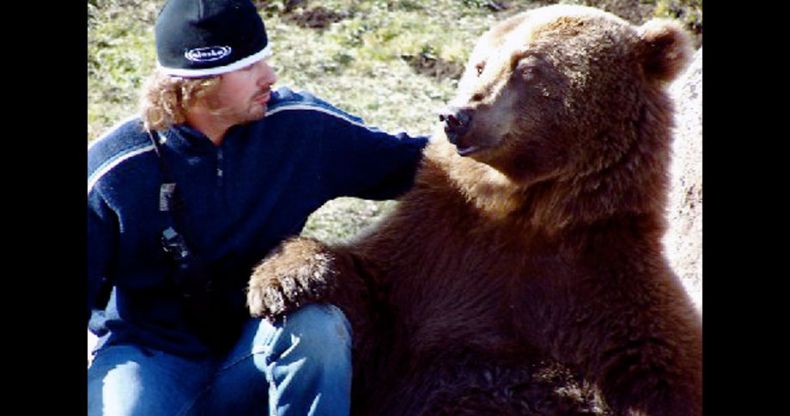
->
[87, 0, 428, 414]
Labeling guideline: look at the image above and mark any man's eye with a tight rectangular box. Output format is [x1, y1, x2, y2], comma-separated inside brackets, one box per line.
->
[475, 62, 485, 76]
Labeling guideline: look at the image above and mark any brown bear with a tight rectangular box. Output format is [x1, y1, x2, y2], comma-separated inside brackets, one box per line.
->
[247, 5, 702, 416]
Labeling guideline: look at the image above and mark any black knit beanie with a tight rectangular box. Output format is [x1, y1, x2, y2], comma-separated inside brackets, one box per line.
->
[155, 0, 270, 77]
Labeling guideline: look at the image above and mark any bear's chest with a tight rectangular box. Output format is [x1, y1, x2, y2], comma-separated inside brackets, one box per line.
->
[385, 233, 568, 354]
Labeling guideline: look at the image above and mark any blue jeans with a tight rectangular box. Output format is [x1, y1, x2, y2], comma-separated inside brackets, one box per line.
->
[87, 304, 352, 416]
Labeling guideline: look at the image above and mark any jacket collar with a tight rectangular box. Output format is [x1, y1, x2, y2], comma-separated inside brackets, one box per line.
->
[160, 123, 217, 155]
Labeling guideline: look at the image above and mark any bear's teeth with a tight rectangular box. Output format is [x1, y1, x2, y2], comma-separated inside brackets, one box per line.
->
[457, 145, 481, 156]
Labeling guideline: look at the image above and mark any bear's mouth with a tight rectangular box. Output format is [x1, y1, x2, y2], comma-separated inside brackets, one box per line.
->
[455, 144, 484, 156]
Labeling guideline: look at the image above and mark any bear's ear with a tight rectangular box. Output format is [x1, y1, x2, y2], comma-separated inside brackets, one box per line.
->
[637, 19, 693, 83]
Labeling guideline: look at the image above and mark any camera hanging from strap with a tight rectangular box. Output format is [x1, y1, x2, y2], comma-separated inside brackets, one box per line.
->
[147, 130, 213, 292]
[147, 130, 241, 352]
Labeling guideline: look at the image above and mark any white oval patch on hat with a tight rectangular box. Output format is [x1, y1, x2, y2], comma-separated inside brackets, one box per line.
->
[184, 46, 232, 62]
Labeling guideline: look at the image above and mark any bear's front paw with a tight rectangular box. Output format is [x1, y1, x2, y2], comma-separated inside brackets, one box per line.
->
[246, 238, 338, 319]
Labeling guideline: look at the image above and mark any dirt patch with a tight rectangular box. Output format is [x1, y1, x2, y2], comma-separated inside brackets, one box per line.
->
[282, 6, 351, 29]
[402, 52, 466, 81]
[582, 0, 656, 24]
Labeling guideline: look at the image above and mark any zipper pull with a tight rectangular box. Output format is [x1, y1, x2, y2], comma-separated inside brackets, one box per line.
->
[216, 148, 224, 183]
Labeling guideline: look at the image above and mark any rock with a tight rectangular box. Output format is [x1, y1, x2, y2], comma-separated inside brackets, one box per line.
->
[664, 48, 702, 311]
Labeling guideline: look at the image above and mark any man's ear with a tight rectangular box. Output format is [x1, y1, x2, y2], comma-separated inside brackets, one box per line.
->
[637, 19, 693, 83]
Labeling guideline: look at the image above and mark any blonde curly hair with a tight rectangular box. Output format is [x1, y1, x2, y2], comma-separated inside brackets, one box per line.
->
[139, 70, 221, 131]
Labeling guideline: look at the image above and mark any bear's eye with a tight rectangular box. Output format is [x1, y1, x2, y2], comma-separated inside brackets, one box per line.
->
[475, 62, 485, 76]
[516, 57, 542, 82]
[522, 66, 538, 81]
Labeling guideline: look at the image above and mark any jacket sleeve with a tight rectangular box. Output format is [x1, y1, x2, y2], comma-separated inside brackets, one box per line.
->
[318, 112, 430, 200]
[87, 187, 118, 333]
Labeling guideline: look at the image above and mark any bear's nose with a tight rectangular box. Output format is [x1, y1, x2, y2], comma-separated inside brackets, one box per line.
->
[439, 107, 473, 145]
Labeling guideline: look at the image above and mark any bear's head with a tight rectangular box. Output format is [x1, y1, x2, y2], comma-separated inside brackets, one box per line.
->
[439, 5, 692, 191]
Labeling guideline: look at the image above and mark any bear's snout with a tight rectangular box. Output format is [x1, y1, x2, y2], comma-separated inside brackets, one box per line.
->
[439, 106, 473, 145]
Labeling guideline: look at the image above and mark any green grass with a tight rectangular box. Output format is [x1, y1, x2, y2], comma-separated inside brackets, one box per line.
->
[88, 0, 701, 241]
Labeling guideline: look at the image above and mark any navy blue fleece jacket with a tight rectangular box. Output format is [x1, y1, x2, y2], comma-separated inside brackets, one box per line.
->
[87, 88, 428, 358]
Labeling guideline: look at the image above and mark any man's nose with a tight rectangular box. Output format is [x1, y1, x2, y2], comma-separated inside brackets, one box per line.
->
[257, 60, 278, 86]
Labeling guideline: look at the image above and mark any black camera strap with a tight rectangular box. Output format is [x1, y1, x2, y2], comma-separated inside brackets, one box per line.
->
[130, 130, 241, 353]
[146, 130, 215, 298]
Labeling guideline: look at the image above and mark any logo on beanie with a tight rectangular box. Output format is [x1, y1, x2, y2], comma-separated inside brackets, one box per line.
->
[184, 46, 232, 63]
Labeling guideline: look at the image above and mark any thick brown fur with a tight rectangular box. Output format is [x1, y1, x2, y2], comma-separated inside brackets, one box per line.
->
[248, 5, 701, 416]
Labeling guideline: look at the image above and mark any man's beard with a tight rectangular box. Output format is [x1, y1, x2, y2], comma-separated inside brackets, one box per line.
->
[210, 100, 267, 126]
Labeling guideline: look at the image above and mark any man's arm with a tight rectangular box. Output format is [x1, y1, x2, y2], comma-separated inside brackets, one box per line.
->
[87, 188, 117, 333]
[318, 114, 429, 200]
